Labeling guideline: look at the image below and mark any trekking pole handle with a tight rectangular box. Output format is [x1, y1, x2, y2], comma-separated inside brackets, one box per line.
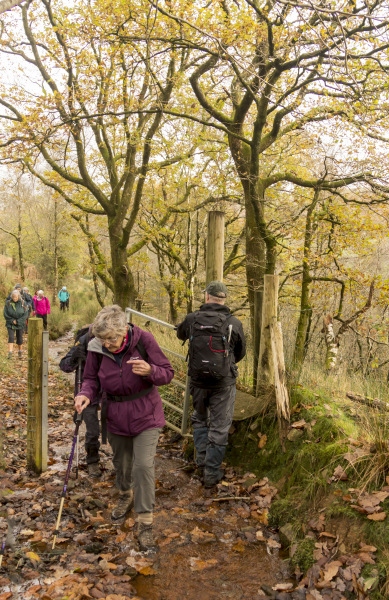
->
[75, 411, 83, 423]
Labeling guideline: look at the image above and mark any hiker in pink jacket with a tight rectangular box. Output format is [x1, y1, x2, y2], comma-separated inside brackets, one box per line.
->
[33, 290, 50, 330]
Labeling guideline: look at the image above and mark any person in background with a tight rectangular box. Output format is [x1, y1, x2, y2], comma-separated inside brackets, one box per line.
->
[4, 289, 28, 359]
[59, 324, 102, 478]
[176, 281, 246, 488]
[6, 283, 24, 302]
[33, 290, 50, 330]
[75, 305, 174, 552]
[22, 286, 35, 334]
[58, 286, 70, 311]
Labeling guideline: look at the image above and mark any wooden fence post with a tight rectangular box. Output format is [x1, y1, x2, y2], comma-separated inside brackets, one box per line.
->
[270, 318, 290, 445]
[27, 318, 48, 473]
[206, 211, 225, 284]
[257, 274, 279, 393]
[257, 275, 290, 442]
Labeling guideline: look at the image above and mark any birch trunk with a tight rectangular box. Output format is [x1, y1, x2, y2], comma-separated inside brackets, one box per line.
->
[323, 315, 339, 371]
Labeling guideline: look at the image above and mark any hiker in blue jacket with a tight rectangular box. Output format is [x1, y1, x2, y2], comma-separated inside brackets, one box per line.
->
[58, 286, 70, 311]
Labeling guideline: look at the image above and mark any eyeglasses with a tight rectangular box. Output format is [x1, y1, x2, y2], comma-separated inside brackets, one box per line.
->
[97, 336, 120, 345]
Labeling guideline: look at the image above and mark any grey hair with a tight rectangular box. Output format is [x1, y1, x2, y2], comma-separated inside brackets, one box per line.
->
[10, 289, 20, 299]
[92, 305, 128, 339]
[23, 287, 29, 292]
[207, 293, 225, 304]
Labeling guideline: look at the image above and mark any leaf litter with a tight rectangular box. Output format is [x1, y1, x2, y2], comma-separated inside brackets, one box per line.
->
[0, 335, 384, 599]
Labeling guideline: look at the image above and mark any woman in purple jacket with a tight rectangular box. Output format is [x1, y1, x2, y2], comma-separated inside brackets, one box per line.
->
[75, 305, 174, 552]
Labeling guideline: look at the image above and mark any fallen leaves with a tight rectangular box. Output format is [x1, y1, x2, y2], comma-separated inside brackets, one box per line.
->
[188, 557, 218, 571]
[367, 512, 386, 521]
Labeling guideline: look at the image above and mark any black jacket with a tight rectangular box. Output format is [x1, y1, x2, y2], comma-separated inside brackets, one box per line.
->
[23, 293, 35, 313]
[176, 303, 246, 389]
[59, 330, 89, 396]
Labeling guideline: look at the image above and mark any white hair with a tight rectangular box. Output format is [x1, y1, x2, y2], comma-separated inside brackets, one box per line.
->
[10, 289, 20, 299]
[92, 305, 127, 339]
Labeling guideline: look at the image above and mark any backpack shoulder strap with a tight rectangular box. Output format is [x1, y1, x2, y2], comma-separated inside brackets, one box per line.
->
[135, 336, 148, 361]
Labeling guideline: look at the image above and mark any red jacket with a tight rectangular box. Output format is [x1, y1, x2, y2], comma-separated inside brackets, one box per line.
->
[77, 325, 174, 436]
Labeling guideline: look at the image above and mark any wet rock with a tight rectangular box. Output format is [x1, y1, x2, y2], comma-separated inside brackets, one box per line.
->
[85, 542, 104, 554]
[91, 498, 106, 509]
[287, 429, 304, 442]
[261, 584, 277, 598]
[279, 523, 295, 547]
[124, 566, 138, 578]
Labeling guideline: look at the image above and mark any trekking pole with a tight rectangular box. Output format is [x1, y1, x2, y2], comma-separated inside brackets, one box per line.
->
[52, 412, 83, 550]
[75, 359, 83, 479]
[0, 541, 5, 568]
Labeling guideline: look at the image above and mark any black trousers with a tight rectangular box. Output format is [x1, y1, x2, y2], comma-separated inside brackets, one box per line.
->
[7, 328, 23, 345]
[36, 313, 48, 330]
[60, 299, 69, 311]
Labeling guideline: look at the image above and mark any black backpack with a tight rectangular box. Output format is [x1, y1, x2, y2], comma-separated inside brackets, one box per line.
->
[187, 310, 233, 381]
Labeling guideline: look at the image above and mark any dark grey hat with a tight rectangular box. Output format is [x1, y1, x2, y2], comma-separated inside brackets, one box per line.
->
[15, 283, 22, 289]
[203, 280, 228, 298]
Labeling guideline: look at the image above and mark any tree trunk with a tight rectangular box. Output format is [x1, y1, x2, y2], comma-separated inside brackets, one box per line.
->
[245, 197, 266, 392]
[257, 274, 279, 393]
[52, 199, 58, 305]
[17, 203, 24, 282]
[293, 191, 319, 371]
[168, 292, 179, 325]
[87, 239, 104, 308]
[0, 0, 23, 15]
[110, 234, 136, 309]
[322, 315, 339, 371]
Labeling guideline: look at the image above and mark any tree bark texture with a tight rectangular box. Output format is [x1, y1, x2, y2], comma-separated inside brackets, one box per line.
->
[293, 191, 320, 371]
[257, 274, 279, 393]
[322, 315, 339, 371]
[206, 211, 225, 284]
[0, 0, 22, 14]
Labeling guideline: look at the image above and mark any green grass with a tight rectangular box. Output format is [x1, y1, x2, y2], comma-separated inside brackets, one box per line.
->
[225, 379, 389, 592]
[48, 306, 73, 339]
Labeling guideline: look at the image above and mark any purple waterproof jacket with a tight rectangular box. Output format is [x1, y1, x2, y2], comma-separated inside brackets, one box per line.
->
[76, 325, 173, 436]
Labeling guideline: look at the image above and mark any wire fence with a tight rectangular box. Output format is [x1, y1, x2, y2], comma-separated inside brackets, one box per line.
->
[26, 355, 36, 469]
[125, 308, 192, 436]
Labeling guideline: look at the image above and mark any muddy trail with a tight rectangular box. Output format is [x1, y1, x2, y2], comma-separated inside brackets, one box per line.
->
[0, 332, 295, 600]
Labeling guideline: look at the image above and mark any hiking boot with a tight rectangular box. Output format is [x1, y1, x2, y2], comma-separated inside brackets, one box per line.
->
[111, 491, 134, 521]
[18, 351, 22, 359]
[87, 462, 101, 478]
[204, 468, 225, 488]
[137, 523, 157, 552]
[7, 352, 12, 359]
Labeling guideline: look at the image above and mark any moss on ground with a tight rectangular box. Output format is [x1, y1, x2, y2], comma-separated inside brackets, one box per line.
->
[227, 383, 389, 593]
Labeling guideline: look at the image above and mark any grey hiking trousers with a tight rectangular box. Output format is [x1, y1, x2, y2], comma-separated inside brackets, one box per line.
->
[191, 384, 236, 446]
[107, 428, 161, 514]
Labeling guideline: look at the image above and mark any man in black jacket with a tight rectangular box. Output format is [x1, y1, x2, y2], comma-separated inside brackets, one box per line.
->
[176, 281, 246, 488]
[59, 326, 102, 478]
[22, 287, 35, 333]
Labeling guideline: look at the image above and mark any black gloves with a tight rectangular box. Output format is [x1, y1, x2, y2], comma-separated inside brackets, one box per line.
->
[72, 344, 87, 362]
